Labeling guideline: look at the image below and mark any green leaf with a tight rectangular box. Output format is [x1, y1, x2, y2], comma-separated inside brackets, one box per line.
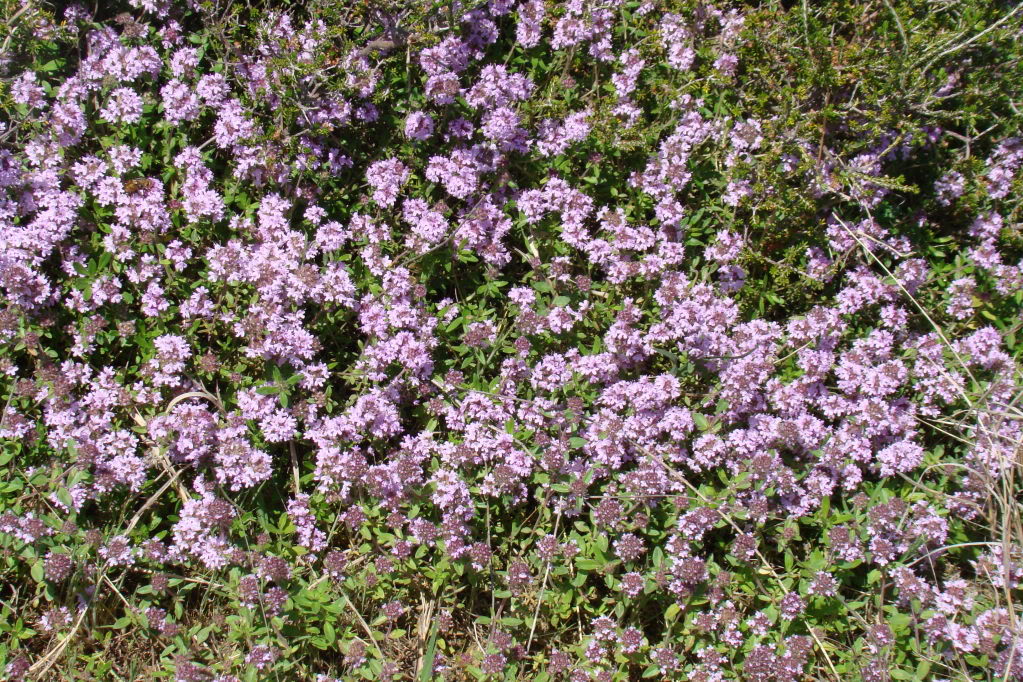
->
[888, 612, 911, 634]
[112, 616, 134, 629]
[30, 560, 44, 584]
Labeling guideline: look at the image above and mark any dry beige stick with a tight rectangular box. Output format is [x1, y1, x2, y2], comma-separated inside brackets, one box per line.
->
[132, 410, 189, 503]
[125, 467, 185, 534]
[28, 606, 89, 680]
[336, 585, 385, 660]
[414, 593, 437, 678]
[289, 441, 301, 497]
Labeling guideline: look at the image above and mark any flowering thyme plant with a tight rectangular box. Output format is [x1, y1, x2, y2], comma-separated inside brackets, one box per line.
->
[1, 0, 1023, 680]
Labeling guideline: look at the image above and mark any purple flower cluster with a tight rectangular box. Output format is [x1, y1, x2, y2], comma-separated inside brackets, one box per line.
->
[366, 158, 410, 207]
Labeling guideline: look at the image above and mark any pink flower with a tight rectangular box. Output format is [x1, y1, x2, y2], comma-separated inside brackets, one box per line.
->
[366, 158, 410, 207]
